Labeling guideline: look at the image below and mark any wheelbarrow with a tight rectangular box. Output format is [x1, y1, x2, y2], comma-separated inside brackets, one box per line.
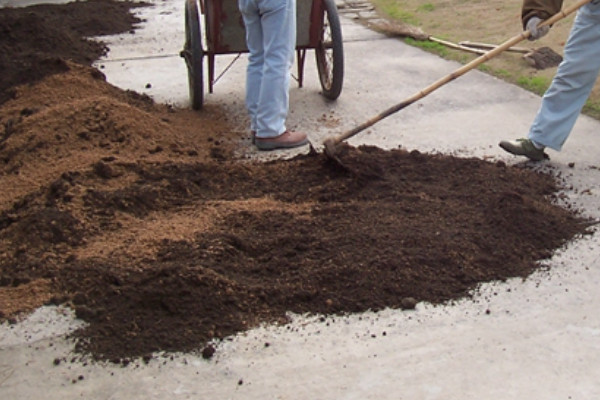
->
[180, 0, 345, 110]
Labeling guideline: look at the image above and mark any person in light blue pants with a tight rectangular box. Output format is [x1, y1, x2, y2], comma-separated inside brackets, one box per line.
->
[500, 0, 600, 161]
[238, 0, 308, 150]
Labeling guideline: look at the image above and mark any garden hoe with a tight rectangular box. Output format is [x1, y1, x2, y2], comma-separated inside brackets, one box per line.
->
[323, 0, 592, 163]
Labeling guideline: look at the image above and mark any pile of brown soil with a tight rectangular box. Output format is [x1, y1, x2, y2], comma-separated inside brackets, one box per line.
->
[0, 1, 592, 364]
[0, 0, 147, 105]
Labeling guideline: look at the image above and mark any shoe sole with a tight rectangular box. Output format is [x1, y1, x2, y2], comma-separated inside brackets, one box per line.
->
[255, 138, 308, 151]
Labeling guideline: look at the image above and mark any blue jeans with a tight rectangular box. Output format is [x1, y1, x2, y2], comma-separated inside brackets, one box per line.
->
[529, 2, 600, 151]
[238, 0, 296, 138]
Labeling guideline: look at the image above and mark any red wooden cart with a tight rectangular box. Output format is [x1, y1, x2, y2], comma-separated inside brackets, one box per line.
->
[180, 0, 344, 110]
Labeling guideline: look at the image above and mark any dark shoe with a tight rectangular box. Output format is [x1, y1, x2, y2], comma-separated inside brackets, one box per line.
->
[255, 130, 308, 151]
[499, 138, 549, 161]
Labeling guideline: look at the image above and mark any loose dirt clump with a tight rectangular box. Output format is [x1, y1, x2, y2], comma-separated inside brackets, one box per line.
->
[0, 1, 593, 364]
[523, 46, 563, 70]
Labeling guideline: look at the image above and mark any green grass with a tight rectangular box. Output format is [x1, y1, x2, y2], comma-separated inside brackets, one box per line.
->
[477, 65, 514, 80]
[516, 76, 551, 96]
[477, 64, 492, 73]
[404, 37, 448, 57]
[375, 0, 419, 25]
[493, 69, 512, 79]
[583, 100, 600, 120]
[418, 3, 435, 12]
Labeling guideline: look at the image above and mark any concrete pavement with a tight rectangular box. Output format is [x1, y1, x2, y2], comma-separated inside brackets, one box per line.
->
[1, 0, 599, 399]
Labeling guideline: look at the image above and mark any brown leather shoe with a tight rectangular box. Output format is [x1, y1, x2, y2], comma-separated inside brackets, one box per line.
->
[255, 130, 308, 151]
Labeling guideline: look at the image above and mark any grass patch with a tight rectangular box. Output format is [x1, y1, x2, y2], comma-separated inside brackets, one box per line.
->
[516, 76, 551, 96]
[478, 65, 514, 80]
[373, 0, 419, 25]
[404, 37, 448, 57]
[478, 64, 492, 73]
[493, 69, 513, 79]
[583, 100, 600, 120]
[418, 3, 435, 12]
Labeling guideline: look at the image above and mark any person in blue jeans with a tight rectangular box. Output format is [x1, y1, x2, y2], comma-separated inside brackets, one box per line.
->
[238, 0, 308, 150]
[500, 0, 600, 161]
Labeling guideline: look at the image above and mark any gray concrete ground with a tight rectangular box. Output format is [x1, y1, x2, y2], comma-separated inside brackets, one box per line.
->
[1, 0, 600, 399]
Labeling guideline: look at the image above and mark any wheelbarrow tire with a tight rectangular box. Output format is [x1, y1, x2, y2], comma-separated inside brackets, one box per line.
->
[316, 0, 344, 100]
[184, 0, 204, 110]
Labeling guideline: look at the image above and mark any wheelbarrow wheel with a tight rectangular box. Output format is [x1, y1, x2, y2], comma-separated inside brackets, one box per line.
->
[315, 0, 344, 100]
[182, 0, 204, 110]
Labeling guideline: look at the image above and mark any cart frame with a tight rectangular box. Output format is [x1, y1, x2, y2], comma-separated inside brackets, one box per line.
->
[180, 0, 344, 110]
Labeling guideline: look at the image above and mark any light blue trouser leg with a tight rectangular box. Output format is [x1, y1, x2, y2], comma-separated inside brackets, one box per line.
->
[238, 0, 296, 138]
[528, 2, 600, 151]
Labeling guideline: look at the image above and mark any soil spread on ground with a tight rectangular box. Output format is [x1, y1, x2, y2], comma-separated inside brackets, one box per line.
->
[0, 0, 592, 364]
